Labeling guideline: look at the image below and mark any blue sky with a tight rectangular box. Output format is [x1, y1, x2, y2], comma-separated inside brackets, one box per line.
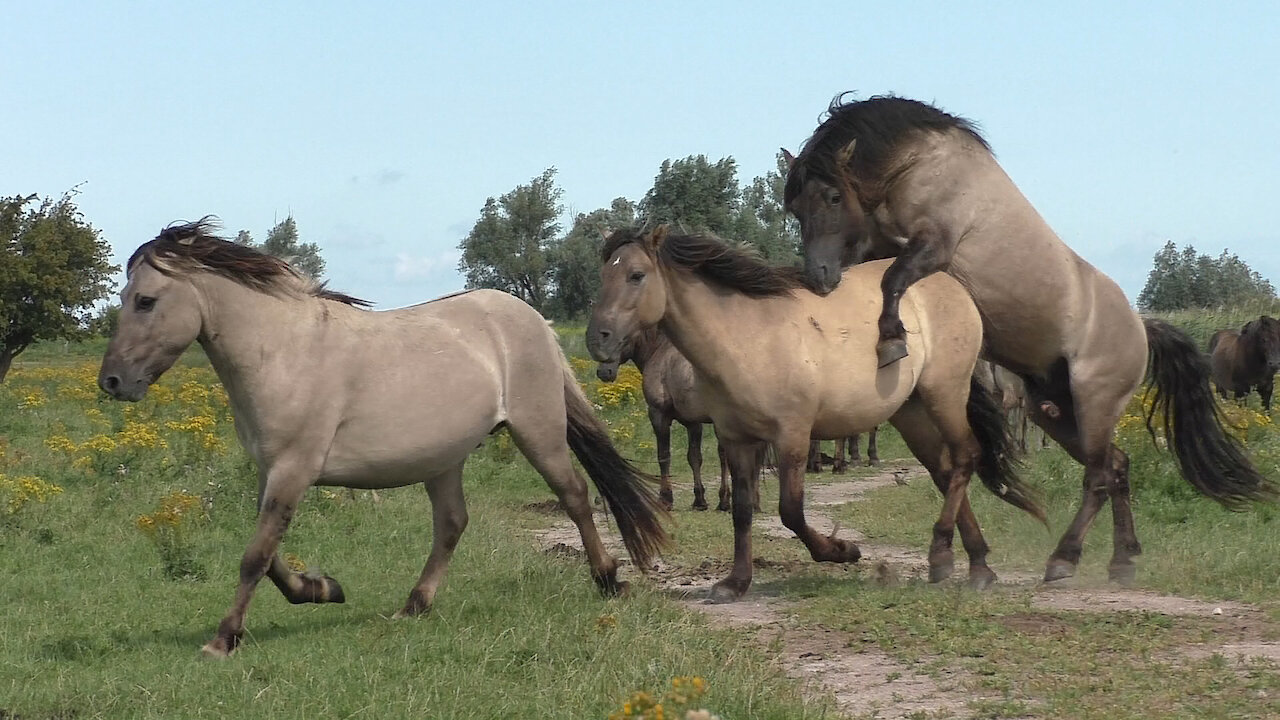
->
[5, 2, 1278, 309]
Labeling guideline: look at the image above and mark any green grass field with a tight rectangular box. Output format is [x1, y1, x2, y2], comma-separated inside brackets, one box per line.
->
[3, 316, 1279, 719]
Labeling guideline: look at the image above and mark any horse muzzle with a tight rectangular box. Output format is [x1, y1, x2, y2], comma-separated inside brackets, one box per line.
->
[596, 361, 620, 383]
[98, 363, 150, 402]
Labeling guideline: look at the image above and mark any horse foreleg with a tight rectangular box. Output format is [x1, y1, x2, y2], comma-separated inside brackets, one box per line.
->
[649, 406, 675, 510]
[867, 427, 881, 466]
[929, 447, 977, 586]
[832, 437, 849, 474]
[1260, 377, 1275, 414]
[685, 421, 709, 511]
[716, 441, 731, 512]
[709, 440, 766, 602]
[203, 466, 314, 658]
[806, 439, 822, 473]
[396, 462, 469, 618]
[266, 553, 345, 606]
[777, 439, 861, 564]
[875, 231, 954, 367]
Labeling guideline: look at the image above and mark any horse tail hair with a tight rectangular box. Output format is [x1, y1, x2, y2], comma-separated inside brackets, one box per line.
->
[1142, 318, 1276, 508]
[561, 364, 670, 569]
[967, 374, 1047, 524]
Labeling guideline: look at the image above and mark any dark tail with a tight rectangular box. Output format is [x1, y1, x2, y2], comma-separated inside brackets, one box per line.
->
[967, 375, 1047, 524]
[1143, 318, 1276, 509]
[562, 367, 670, 569]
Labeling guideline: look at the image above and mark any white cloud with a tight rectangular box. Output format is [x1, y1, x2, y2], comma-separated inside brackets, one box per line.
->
[393, 249, 461, 282]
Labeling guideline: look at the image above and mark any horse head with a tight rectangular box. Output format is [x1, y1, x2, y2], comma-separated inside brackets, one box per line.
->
[1243, 315, 1280, 372]
[784, 140, 870, 294]
[99, 251, 203, 401]
[586, 227, 668, 368]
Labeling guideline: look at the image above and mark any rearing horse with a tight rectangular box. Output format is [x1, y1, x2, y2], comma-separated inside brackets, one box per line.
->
[785, 94, 1274, 583]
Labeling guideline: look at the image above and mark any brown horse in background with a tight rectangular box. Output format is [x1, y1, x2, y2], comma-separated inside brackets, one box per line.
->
[588, 226, 1043, 600]
[595, 327, 739, 511]
[1209, 316, 1280, 412]
[785, 94, 1275, 584]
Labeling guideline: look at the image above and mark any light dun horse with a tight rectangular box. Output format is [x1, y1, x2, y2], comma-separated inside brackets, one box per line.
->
[1209, 316, 1280, 412]
[588, 226, 1043, 600]
[98, 220, 668, 657]
[785, 95, 1276, 584]
[595, 327, 733, 511]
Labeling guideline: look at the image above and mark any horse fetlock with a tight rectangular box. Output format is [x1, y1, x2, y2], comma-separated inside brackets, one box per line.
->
[691, 487, 708, 511]
[928, 558, 955, 584]
[395, 589, 433, 619]
[658, 487, 674, 511]
[202, 620, 243, 659]
[814, 537, 861, 564]
[593, 569, 629, 597]
[1108, 561, 1138, 586]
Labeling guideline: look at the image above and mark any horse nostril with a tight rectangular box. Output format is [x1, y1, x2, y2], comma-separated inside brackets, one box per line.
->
[101, 375, 121, 393]
[598, 329, 611, 340]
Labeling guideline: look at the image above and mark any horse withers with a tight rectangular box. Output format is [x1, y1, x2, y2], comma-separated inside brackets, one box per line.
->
[98, 219, 668, 657]
[1209, 315, 1280, 412]
[587, 226, 1043, 601]
[785, 94, 1275, 584]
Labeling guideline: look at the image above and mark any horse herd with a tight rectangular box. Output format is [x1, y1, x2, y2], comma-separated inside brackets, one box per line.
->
[94, 94, 1278, 658]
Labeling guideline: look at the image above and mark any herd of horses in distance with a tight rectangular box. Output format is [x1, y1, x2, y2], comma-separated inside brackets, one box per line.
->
[93, 94, 1280, 657]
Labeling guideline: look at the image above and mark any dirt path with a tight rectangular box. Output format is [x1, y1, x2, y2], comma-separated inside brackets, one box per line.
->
[532, 462, 1278, 718]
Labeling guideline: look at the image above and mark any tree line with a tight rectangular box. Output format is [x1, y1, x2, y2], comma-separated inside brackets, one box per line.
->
[457, 153, 798, 320]
[4, 179, 1276, 382]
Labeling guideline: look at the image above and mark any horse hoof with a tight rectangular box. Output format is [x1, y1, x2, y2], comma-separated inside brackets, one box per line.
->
[867, 458, 881, 467]
[967, 567, 998, 591]
[716, 501, 731, 512]
[928, 563, 955, 584]
[876, 338, 909, 368]
[832, 462, 847, 475]
[707, 579, 749, 604]
[828, 538, 862, 563]
[199, 634, 239, 659]
[1043, 559, 1077, 583]
[1108, 563, 1137, 586]
[692, 500, 709, 511]
[658, 489, 674, 512]
[324, 575, 346, 604]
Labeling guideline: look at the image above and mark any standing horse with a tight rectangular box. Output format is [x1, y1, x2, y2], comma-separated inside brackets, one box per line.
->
[588, 226, 1043, 599]
[1209, 316, 1280, 412]
[807, 429, 880, 473]
[784, 94, 1274, 583]
[595, 327, 735, 511]
[98, 219, 668, 657]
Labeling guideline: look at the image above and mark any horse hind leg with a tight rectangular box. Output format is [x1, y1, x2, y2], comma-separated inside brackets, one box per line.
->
[832, 437, 849, 474]
[649, 405, 676, 510]
[395, 461, 469, 618]
[776, 435, 862, 565]
[507, 416, 624, 594]
[685, 421, 709, 511]
[866, 427, 880, 466]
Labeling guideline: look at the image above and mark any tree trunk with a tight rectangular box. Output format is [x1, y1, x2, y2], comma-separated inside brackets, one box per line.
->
[0, 346, 16, 383]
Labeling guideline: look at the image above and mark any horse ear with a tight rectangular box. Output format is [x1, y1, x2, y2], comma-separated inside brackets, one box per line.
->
[648, 224, 669, 251]
[599, 226, 613, 243]
[836, 139, 858, 167]
[781, 147, 796, 170]
[176, 233, 196, 246]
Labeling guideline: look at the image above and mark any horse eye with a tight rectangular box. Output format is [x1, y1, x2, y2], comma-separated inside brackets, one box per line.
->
[135, 295, 156, 312]
[628, 271, 645, 284]
[829, 193, 842, 205]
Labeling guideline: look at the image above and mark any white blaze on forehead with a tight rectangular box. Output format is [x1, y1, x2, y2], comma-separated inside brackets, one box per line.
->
[612, 256, 621, 266]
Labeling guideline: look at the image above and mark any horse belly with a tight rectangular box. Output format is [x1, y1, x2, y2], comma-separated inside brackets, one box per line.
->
[317, 420, 494, 489]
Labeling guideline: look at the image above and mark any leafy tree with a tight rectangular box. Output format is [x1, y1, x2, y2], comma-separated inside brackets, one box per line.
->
[233, 230, 253, 246]
[1, 192, 117, 381]
[1137, 241, 1275, 311]
[457, 168, 563, 311]
[730, 151, 800, 262]
[545, 198, 636, 320]
[638, 155, 740, 236]
[259, 216, 325, 279]
[88, 304, 120, 337]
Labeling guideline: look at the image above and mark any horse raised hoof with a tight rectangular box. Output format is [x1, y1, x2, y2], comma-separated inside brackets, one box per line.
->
[1043, 558, 1077, 583]
[821, 537, 862, 564]
[1108, 562, 1137, 586]
[967, 566, 997, 591]
[288, 574, 345, 605]
[876, 337, 909, 368]
[707, 577, 750, 603]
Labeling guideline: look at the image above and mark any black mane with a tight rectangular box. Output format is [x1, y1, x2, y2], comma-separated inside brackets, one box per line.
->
[129, 216, 370, 307]
[604, 226, 822, 298]
[785, 94, 989, 207]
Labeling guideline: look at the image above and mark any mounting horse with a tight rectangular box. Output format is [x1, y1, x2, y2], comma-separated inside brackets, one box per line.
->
[98, 219, 668, 658]
[595, 326, 741, 511]
[784, 94, 1275, 583]
[1209, 315, 1280, 412]
[587, 226, 1043, 600]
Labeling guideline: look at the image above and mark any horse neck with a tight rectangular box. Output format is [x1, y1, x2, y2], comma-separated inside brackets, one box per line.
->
[656, 267, 770, 384]
[627, 328, 668, 372]
[192, 275, 325, 407]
